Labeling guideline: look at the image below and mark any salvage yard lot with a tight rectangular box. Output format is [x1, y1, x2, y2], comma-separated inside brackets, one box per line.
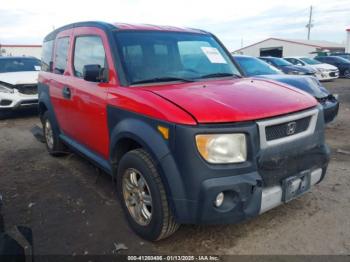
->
[0, 79, 350, 255]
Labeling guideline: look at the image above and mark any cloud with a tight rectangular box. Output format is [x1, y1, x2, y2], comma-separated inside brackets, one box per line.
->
[0, 0, 349, 51]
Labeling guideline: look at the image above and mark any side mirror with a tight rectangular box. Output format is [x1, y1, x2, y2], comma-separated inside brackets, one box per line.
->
[83, 64, 107, 82]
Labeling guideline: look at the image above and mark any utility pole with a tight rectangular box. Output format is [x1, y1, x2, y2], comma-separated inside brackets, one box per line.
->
[306, 6, 313, 40]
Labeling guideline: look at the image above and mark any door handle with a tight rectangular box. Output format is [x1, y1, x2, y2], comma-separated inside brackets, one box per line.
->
[62, 86, 71, 99]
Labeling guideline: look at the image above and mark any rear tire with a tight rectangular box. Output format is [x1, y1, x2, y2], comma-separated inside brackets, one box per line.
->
[117, 149, 179, 241]
[344, 69, 350, 79]
[42, 111, 66, 156]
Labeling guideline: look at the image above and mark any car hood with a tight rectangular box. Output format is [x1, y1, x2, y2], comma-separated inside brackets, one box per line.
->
[256, 74, 330, 99]
[142, 78, 317, 124]
[311, 63, 338, 70]
[0, 71, 39, 85]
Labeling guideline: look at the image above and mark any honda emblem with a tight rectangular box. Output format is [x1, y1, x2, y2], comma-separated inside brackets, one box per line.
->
[286, 122, 297, 135]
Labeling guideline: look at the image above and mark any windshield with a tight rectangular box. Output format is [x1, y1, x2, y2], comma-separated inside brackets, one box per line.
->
[0, 58, 41, 73]
[114, 31, 240, 85]
[300, 57, 322, 65]
[234, 56, 281, 76]
[268, 57, 292, 66]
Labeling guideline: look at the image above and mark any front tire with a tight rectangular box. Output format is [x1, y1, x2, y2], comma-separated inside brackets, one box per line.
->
[117, 149, 179, 241]
[42, 111, 66, 156]
[344, 69, 350, 79]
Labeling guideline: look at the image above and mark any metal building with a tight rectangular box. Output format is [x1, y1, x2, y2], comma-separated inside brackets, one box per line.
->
[0, 44, 42, 59]
[233, 38, 345, 57]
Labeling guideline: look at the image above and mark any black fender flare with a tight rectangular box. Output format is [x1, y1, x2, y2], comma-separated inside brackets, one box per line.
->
[109, 118, 188, 218]
[38, 83, 61, 134]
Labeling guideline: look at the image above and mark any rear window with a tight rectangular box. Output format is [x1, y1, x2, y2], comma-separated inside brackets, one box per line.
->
[41, 40, 54, 72]
[54, 37, 70, 74]
[0, 58, 41, 73]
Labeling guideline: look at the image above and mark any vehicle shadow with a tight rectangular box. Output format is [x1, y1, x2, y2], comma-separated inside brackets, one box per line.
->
[0, 108, 38, 120]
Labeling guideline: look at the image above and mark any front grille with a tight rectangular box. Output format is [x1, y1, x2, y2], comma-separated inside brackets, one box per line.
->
[20, 99, 38, 105]
[266, 116, 311, 141]
[0, 99, 12, 106]
[329, 72, 337, 77]
[15, 84, 38, 95]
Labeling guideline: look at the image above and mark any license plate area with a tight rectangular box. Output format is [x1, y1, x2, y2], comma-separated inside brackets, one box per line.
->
[282, 170, 311, 202]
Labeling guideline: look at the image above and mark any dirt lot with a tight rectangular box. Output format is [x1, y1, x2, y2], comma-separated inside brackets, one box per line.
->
[0, 79, 350, 255]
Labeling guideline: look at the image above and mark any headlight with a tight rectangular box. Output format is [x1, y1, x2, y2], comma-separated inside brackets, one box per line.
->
[317, 68, 326, 72]
[0, 84, 13, 93]
[195, 134, 247, 163]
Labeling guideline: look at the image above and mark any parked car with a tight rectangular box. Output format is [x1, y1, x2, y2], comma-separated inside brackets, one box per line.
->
[233, 55, 339, 123]
[0, 56, 40, 117]
[38, 21, 330, 241]
[314, 56, 350, 78]
[330, 53, 350, 61]
[259, 56, 317, 76]
[284, 57, 339, 81]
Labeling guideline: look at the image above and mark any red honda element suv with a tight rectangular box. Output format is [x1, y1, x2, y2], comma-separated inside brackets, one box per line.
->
[38, 21, 330, 241]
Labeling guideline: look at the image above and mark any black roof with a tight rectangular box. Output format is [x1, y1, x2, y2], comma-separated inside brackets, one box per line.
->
[43, 21, 117, 42]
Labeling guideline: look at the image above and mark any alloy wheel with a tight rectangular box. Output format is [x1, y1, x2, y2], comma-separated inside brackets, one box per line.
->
[45, 120, 54, 150]
[122, 168, 153, 226]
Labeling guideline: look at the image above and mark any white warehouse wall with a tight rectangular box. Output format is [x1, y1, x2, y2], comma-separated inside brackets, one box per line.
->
[0, 46, 42, 59]
[236, 39, 316, 57]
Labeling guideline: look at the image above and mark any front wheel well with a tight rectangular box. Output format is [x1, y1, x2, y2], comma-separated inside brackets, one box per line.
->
[111, 138, 143, 172]
[38, 102, 48, 120]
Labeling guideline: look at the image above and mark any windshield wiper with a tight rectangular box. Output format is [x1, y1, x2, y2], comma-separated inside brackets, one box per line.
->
[131, 77, 195, 85]
[199, 73, 241, 79]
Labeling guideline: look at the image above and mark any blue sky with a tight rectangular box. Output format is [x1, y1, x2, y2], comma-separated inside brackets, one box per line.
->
[0, 0, 349, 51]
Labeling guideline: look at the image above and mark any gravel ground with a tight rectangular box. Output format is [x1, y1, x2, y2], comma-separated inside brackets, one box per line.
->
[0, 79, 349, 255]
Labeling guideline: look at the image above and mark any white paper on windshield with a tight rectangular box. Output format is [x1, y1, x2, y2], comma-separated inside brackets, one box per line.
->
[201, 47, 227, 64]
[34, 66, 41, 71]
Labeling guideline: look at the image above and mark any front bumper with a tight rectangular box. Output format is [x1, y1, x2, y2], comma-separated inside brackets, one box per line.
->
[187, 144, 329, 224]
[0, 91, 38, 110]
[319, 97, 339, 124]
[164, 105, 330, 224]
[316, 70, 339, 81]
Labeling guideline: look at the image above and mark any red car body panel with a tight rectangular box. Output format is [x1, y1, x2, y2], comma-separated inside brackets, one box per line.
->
[139, 78, 317, 123]
[49, 27, 121, 159]
[107, 87, 197, 125]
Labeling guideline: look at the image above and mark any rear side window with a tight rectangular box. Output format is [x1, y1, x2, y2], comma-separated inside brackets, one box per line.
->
[54, 37, 70, 74]
[73, 36, 106, 78]
[41, 40, 54, 72]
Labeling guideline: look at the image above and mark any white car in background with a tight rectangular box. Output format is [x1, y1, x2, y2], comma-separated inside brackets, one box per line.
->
[284, 56, 339, 81]
[0, 56, 40, 116]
